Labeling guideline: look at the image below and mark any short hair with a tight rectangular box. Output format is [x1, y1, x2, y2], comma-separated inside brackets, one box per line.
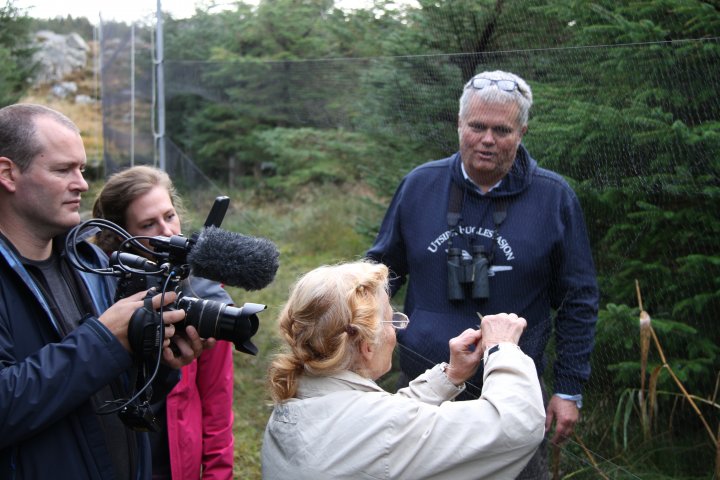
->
[92, 165, 185, 253]
[0, 103, 79, 172]
[267, 260, 389, 403]
[458, 70, 533, 127]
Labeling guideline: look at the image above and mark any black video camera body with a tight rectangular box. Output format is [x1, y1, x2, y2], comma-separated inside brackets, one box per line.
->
[64, 196, 276, 432]
[111, 196, 266, 358]
[127, 287, 264, 358]
[447, 244, 489, 301]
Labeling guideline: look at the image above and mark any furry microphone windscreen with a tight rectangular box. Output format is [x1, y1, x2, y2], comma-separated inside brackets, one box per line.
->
[187, 226, 280, 291]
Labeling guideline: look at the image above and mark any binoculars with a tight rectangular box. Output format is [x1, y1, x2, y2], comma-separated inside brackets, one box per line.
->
[447, 245, 489, 301]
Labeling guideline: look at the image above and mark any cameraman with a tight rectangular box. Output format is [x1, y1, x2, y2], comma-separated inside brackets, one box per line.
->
[93, 166, 235, 480]
[0, 103, 204, 478]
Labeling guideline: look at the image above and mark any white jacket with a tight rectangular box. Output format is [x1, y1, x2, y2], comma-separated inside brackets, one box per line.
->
[262, 344, 545, 479]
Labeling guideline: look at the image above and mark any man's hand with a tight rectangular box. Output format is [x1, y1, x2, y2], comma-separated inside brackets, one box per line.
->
[546, 395, 579, 445]
[161, 325, 215, 369]
[445, 328, 483, 385]
[99, 290, 185, 352]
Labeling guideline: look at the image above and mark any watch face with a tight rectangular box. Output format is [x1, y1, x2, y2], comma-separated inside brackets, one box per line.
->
[487, 344, 500, 357]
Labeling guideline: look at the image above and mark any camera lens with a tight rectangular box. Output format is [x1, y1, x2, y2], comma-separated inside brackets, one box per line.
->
[175, 296, 265, 355]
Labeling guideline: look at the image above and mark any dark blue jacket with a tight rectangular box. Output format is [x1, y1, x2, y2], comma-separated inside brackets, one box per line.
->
[367, 146, 599, 397]
[0, 235, 153, 479]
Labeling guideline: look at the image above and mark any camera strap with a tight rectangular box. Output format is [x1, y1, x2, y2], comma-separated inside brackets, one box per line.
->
[447, 180, 464, 229]
[489, 198, 508, 264]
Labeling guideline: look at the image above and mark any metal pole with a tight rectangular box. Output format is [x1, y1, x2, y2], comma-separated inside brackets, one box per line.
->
[94, 19, 103, 177]
[156, 0, 166, 171]
[130, 23, 135, 167]
[98, 16, 108, 179]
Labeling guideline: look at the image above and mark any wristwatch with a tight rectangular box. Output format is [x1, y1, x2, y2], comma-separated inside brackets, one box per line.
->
[483, 342, 519, 362]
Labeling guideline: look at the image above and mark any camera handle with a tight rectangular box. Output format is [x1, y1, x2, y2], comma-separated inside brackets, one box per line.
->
[127, 291, 164, 359]
[117, 292, 166, 432]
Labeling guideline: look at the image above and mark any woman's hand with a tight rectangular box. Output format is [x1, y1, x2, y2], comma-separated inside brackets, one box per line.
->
[445, 328, 483, 386]
[479, 312, 526, 353]
[444, 313, 527, 386]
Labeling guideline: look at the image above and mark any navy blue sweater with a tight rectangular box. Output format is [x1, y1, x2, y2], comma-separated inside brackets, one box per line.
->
[367, 146, 598, 398]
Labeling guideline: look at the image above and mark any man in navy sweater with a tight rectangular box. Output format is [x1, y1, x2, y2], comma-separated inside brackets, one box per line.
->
[367, 70, 599, 479]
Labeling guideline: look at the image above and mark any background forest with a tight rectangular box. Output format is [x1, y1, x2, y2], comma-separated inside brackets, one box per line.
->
[3, 0, 720, 478]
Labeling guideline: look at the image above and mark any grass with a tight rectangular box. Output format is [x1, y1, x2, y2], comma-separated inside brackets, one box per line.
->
[22, 87, 103, 165]
[80, 182, 382, 479]
[213, 185, 380, 479]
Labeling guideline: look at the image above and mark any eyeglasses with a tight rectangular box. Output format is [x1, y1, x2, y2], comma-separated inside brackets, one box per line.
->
[465, 77, 521, 94]
[382, 312, 410, 330]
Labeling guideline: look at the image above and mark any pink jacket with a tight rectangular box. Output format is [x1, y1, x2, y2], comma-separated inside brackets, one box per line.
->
[166, 340, 235, 480]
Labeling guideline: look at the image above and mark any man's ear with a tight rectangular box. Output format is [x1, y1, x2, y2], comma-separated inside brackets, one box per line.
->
[0, 157, 18, 193]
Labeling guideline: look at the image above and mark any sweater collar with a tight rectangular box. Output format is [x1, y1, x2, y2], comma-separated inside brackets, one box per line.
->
[453, 144, 537, 197]
[460, 162, 502, 194]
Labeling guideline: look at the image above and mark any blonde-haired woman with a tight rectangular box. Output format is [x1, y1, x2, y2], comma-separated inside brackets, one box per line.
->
[262, 260, 545, 479]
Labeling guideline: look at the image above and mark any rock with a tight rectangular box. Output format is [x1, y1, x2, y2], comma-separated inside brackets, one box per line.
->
[31, 30, 90, 86]
[50, 81, 78, 99]
[75, 94, 96, 104]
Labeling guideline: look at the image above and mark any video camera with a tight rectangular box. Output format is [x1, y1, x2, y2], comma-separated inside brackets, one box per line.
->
[109, 196, 268, 357]
[66, 194, 281, 359]
[65, 195, 279, 431]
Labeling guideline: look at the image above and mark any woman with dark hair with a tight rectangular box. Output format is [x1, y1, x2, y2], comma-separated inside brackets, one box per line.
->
[94, 165, 235, 480]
